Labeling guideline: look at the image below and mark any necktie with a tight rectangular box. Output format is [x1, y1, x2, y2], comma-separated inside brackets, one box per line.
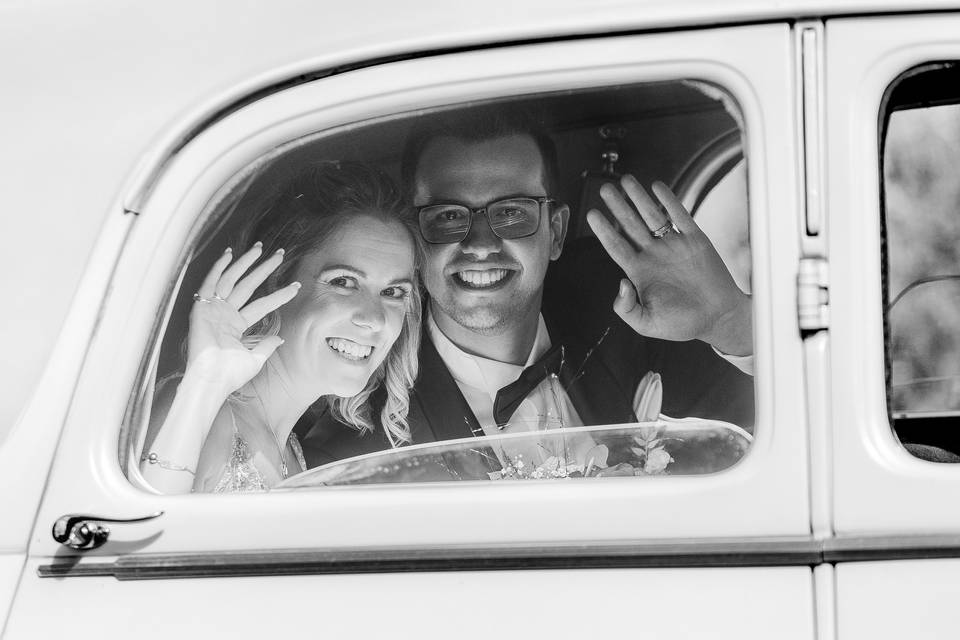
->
[492, 343, 565, 429]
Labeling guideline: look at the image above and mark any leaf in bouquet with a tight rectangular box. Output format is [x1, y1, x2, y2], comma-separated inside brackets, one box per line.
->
[633, 426, 660, 446]
[630, 446, 648, 459]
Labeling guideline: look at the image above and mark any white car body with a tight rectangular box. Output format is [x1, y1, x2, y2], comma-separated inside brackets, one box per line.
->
[4, 1, 960, 637]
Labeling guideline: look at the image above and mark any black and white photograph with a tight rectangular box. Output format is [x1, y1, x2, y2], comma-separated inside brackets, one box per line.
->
[3, 1, 960, 638]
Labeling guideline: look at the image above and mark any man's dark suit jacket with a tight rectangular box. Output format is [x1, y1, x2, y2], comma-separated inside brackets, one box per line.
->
[295, 239, 755, 468]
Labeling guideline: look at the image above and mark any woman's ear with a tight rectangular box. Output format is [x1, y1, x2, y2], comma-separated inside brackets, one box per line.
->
[549, 203, 570, 261]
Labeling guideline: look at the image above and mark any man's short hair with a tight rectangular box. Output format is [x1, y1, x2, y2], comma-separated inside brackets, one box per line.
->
[401, 104, 560, 197]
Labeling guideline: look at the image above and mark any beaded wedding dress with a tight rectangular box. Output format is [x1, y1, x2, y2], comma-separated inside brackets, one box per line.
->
[198, 396, 307, 493]
[212, 428, 307, 492]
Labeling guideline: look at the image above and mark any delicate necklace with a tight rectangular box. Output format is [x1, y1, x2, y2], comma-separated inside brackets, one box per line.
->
[263, 407, 290, 479]
[246, 381, 291, 479]
[270, 427, 289, 479]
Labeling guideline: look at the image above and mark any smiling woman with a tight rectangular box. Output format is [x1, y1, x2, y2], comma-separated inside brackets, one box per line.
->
[140, 162, 422, 493]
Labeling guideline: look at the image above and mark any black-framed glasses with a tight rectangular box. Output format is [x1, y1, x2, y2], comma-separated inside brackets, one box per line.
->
[417, 196, 554, 244]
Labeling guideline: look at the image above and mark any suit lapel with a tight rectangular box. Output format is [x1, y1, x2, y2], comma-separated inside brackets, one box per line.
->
[409, 329, 484, 444]
[546, 314, 637, 426]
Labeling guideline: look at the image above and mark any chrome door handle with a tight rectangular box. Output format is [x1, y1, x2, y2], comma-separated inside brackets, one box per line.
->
[52, 512, 164, 551]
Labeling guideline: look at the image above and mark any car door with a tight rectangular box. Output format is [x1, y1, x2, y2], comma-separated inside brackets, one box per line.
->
[5, 24, 813, 639]
[825, 11, 960, 639]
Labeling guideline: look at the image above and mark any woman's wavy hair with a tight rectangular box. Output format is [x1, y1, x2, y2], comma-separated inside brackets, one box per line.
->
[239, 161, 421, 447]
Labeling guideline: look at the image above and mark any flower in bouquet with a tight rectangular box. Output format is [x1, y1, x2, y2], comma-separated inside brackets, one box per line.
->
[643, 447, 673, 474]
[488, 444, 611, 480]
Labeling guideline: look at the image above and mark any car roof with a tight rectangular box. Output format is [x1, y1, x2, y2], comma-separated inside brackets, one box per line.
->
[427, 0, 960, 37]
[279, 0, 960, 52]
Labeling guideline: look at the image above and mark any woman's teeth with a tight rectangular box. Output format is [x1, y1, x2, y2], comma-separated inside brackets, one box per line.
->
[326, 338, 373, 360]
[455, 268, 509, 288]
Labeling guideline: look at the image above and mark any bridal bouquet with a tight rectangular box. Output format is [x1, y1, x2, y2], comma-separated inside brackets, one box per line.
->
[279, 420, 751, 488]
[488, 424, 676, 481]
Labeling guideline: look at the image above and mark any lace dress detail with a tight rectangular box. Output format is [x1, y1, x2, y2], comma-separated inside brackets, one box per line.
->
[213, 432, 268, 493]
[211, 405, 307, 493]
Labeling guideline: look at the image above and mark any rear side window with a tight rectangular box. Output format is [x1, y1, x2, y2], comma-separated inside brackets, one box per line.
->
[128, 80, 757, 492]
[882, 63, 960, 461]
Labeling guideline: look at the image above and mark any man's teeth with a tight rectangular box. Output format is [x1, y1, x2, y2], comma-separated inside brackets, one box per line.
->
[326, 338, 373, 360]
[455, 269, 509, 287]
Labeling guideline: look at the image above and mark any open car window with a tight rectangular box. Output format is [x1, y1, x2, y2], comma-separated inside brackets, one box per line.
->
[126, 80, 756, 492]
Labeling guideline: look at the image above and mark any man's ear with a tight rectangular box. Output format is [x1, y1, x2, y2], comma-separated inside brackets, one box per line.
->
[549, 203, 570, 261]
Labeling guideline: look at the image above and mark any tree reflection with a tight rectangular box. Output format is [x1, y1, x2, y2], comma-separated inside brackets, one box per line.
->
[886, 105, 960, 414]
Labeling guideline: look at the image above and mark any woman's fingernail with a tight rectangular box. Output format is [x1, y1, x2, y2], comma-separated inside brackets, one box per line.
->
[619, 280, 628, 298]
[224, 247, 232, 254]
[291, 281, 301, 289]
[276, 248, 285, 256]
[253, 241, 263, 248]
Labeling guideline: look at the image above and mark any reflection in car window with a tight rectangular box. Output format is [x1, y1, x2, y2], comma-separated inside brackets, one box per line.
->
[883, 63, 960, 461]
[129, 81, 757, 492]
[694, 160, 751, 293]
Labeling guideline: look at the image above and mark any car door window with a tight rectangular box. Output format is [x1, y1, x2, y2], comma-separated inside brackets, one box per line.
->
[882, 63, 960, 460]
[128, 81, 758, 493]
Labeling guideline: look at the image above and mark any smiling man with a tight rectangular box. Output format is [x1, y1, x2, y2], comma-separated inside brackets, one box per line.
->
[413, 131, 562, 365]
[297, 107, 755, 466]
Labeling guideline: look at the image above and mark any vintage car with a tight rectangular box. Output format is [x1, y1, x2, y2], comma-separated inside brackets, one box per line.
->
[5, 0, 960, 637]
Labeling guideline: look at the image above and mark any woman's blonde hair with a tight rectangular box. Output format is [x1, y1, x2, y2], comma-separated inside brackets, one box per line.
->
[241, 161, 421, 446]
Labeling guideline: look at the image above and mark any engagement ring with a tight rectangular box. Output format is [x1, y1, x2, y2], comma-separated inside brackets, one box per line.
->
[651, 222, 675, 239]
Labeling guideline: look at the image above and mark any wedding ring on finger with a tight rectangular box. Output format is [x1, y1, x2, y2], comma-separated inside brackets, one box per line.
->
[651, 221, 676, 239]
[212, 293, 227, 302]
[192, 292, 213, 304]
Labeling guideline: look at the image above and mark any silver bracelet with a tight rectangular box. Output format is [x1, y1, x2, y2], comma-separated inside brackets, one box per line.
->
[141, 452, 196, 475]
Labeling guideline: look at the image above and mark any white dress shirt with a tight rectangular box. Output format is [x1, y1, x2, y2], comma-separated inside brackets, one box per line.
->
[427, 312, 583, 437]
[427, 312, 593, 467]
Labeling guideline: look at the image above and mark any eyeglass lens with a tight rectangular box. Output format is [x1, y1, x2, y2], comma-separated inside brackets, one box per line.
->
[419, 198, 542, 243]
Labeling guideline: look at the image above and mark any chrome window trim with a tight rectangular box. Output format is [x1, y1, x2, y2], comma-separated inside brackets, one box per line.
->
[39, 533, 960, 579]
